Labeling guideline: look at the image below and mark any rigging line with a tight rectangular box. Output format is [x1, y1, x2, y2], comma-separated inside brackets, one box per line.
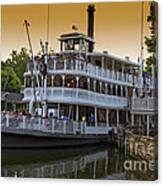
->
[139, 1, 144, 94]
[47, 4, 50, 42]
[16, 23, 24, 52]
[140, 1, 144, 65]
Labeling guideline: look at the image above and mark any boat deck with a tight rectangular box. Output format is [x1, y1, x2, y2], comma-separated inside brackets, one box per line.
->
[1, 127, 109, 148]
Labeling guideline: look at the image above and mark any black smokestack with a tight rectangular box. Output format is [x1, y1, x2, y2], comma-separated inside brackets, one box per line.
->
[87, 4, 95, 52]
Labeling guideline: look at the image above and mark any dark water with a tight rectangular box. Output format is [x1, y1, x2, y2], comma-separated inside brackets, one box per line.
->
[1, 145, 156, 180]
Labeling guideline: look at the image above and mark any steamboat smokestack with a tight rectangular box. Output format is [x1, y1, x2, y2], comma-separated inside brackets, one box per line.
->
[87, 4, 95, 52]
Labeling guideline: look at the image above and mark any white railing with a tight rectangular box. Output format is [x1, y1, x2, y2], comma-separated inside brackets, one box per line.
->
[24, 87, 128, 109]
[1, 115, 110, 135]
[131, 97, 157, 111]
[2, 116, 83, 134]
[25, 59, 138, 86]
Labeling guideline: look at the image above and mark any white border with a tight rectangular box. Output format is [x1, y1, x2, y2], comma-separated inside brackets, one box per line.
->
[0, 0, 162, 186]
[0, 0, 156, 5]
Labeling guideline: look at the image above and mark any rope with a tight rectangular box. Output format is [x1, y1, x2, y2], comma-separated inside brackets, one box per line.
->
[140, 1, 144, 64]
[47, 4, 50, 42]
[139, 1, 144, 94]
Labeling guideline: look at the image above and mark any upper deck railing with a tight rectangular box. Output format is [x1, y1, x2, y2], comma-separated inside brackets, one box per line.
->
[25, 58, 140, 86]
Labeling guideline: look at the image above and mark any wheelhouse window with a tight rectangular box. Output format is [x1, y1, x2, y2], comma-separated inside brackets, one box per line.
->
[54, 75, 62, 87]
[65, 75, 76, 88]
[79, 76, 87, 89]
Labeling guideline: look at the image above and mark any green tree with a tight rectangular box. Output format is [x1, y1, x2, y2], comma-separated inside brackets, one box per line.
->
[144, 1, 157, 75]
[1, 48, 29, 92]
[10, 48, 29, 83]
[1, 66, 22, 92]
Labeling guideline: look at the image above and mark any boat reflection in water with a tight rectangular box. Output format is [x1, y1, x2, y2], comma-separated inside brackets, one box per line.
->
[1, 145, 155, 180]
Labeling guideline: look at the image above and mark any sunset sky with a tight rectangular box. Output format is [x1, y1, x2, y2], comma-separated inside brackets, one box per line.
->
[1, 1, 150, 62]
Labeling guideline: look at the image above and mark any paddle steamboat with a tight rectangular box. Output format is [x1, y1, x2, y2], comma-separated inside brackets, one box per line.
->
[1, 5, 157, 148]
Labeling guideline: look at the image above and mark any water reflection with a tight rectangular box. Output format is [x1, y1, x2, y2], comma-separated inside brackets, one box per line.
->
[1, 145, 156, 180]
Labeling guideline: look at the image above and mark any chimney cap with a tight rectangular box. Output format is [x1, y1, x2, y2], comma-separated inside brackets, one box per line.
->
[87, 4, 96, 11]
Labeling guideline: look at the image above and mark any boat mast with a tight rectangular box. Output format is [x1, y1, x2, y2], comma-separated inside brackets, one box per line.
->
[24, 20, 40, 115]
[24, 20, 34, 61]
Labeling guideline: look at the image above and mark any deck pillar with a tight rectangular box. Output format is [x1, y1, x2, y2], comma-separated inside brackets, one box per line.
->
[76, 76, 79, 88]
[62, 75, 65, 96]
[38, 117, 42, 130]
[131, 114, 134, 126]
[76, 105, 79, 121]
[43, 75, 47, 99]
[93, 80, 96, 92]
[51, 75, 54, 87]
[121, 86, 123, 96]
[106, 109, 109, 128]
[112, 60, 115, 79]
[22, 115, 26, 129]
[105, 82, 108, 94]
[75, 59, 78, 70]
[125, 87, 128, 97]
[52, 119, 55, 132]
[54, 59, 56, 70]
[110, 84, 113, 95]
[41, 75, 44, 96]
[100, 82, 102, 93]
[87, 77, 90, 90]
[95, 107, 97, 127]
[101, 56, 105, 69]
[126, 111, 129, 124]
[122, 63, 124, 81]
[139, 115, 141, 127]
[62, 75, 65, 87]
[116, 110, 119, 127]
[76, 76, 79, 98]
[58, 103, 60, 119]
[64, 59, 67, 70]
[71, 59, 73, 70]
[63, 120, 66, 134]
[6, 113, 9, 128]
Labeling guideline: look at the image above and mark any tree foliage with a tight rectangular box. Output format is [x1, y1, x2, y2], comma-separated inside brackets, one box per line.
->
[144, 2, 157, 75]
[1, 66, 22, 92]
[1, 48, 29, 92]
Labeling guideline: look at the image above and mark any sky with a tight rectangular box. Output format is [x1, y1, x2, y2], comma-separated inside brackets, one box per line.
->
[1, 1, 150, 62]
